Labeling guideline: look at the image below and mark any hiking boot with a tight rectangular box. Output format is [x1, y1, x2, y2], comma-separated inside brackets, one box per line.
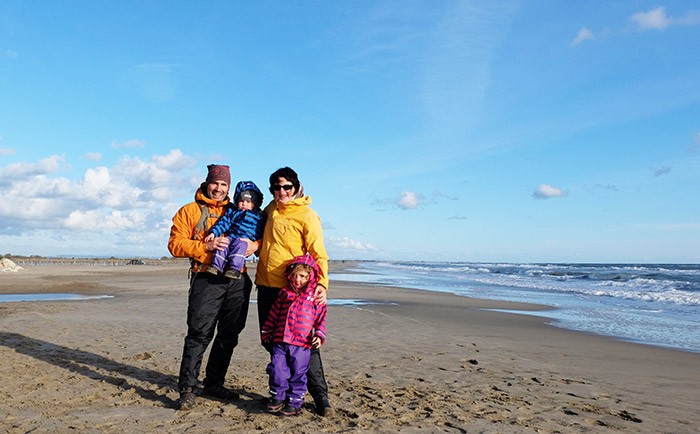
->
[315, 397, 334, 417]
[177, 387, 196, 410]
[223, 269, 241, 280]
[202, 385, 239, 401]
[281, 404, 303, 416]
[266, 398, 285, 413]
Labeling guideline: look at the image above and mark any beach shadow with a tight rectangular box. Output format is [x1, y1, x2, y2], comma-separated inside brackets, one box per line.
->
[0, 331, 179, 408]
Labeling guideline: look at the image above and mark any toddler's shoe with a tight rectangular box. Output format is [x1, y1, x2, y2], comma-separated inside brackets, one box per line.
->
[223, 269, 242, 280]
[204, 267, 219, 276]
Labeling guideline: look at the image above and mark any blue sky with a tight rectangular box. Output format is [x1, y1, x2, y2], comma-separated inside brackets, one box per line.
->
[1, 1, 699, 263]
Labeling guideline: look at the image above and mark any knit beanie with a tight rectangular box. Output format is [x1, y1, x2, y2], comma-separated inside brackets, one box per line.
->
[239, 190, 260, 204]
[206, 164, 231, 185]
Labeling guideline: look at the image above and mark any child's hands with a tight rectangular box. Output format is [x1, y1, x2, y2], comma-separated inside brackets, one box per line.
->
[204, 233, 214, 242]
[312, 336, 323, 348]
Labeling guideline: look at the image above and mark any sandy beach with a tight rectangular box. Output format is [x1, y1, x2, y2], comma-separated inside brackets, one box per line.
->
[1, 261, 699, 433]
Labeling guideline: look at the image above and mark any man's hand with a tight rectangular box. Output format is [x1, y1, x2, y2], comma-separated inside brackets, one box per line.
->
[205, 236, 229, 252]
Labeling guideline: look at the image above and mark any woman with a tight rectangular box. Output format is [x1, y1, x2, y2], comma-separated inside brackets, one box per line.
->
[255, 166, 333, 417]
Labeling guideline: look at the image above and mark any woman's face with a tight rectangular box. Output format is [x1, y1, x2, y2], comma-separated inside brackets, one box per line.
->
[272, 177, 295, 204]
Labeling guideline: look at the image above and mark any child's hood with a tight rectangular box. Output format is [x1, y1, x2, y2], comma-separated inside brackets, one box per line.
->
[233, 180, 264, 209]
[285, 254, 320, 291]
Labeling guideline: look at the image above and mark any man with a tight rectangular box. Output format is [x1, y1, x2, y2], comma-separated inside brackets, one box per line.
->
[168, 164, 257, 410]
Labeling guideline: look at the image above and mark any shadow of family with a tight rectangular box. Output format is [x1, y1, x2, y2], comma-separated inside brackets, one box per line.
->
[0, 331, 266, 411]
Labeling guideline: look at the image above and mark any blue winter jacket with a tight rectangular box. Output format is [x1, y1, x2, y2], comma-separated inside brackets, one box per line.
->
[208, 180, 265, 240]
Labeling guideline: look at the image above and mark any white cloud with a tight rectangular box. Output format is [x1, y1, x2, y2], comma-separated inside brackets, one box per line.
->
[10, 175, 73, 199]
[327, 236, 378, 251]
[64, 209, 146, 231]
[0, 155, 65, 179]
[111, 139, 145, 149]
[571, 27, 594, 46]
[85, 152, 102, 161]
[0, 150, 202, 256]
[0, 148, 16, 155]
[579, 8, 699, 44]
[4, 49, 18, 58]
[397, 191, 421, 209]
[533, 184, 567, 199]
[630, 7, 672, 30]
[152, 149, 196, 171]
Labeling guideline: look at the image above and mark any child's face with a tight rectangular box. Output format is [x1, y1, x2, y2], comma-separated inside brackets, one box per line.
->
[237, 199, 254, 211]
[290, 269, 311, 290]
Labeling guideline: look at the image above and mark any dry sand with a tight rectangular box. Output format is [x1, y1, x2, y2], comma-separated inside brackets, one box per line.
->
[1, 262, 698, 433]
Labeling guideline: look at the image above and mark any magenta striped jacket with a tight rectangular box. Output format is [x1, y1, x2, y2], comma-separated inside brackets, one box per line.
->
[261, 254, 327, 348]
[261, 286, 327, 348]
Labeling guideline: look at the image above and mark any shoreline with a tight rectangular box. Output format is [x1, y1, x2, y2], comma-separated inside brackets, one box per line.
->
[333, 261, 700, 355]
[1, 263, 699, 432]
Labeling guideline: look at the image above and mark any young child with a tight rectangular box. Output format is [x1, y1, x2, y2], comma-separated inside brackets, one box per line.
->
[261, 254, 327, 416]
[204, 180, 265, 279]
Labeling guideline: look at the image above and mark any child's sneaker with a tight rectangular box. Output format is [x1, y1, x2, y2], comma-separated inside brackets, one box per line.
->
[281, 404, 303, 416]
[266, 398, 285, 413]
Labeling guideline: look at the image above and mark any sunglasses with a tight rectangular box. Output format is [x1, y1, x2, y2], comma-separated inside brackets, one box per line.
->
[271, 184, 294, 192]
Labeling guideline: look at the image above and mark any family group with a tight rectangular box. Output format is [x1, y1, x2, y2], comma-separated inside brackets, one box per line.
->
[167, 164, 332, 417]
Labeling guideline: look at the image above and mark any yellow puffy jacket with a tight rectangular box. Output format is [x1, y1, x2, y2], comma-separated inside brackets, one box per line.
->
[168, 188, 229, 271]
[255, 195, 329, 290]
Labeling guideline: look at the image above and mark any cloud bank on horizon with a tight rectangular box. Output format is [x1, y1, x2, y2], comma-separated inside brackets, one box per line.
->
[1, 2, 699, 263]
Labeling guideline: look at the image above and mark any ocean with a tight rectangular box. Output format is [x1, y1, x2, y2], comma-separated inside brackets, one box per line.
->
[330, 262, 700, 354]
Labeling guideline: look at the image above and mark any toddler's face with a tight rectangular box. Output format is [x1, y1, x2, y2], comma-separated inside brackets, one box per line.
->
[290, 270, 311, 290]
[237, 199, 254, 211]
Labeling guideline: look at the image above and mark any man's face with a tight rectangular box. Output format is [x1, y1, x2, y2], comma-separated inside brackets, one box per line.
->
[206, 180, 229, 202]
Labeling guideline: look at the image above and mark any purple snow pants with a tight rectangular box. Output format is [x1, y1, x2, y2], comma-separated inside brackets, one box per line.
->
[211, 237, 247, 273]
[267, 343, 311, 408]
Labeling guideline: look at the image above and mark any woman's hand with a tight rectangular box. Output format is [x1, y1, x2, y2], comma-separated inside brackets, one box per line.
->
[312, 336, 323, 348]
[314, 285, 327, 305]
[241, 238, 259, 256]
[205, 236, 229, 252]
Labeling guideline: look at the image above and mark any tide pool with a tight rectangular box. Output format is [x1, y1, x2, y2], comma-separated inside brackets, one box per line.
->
[0, 293, 114, 303]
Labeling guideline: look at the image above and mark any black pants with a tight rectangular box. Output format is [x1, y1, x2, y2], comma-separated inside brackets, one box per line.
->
[257, 285, 329, 405]
[178, 272, 252, 391]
